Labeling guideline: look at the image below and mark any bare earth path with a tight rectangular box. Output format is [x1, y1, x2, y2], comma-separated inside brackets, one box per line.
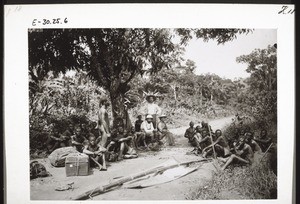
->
[30, 116, 233, 200]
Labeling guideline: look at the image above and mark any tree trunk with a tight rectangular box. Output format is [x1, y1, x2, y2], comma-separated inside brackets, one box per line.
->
[170, 84, 177, 107]
[200, 87, 202, 107]
[109, 82, 132, 131]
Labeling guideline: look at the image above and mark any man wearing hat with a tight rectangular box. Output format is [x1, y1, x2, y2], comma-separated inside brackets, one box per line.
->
[157, 114, 175, 146]
[140, 114, 156, 149]
[143, 94, 162, 129]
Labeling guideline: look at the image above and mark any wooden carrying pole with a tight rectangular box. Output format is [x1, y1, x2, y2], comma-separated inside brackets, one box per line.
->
[259, 143, 273, 163]
[208, 126, 216, 159]
[72, 158, 210, 200]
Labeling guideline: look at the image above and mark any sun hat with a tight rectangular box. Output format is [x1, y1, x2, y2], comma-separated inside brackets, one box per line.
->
[158, 114, 167, 118]
[146, 115, 153, 119]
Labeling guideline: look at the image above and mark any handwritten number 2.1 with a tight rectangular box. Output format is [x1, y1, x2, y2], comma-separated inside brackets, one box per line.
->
[278, 6, 295, 14]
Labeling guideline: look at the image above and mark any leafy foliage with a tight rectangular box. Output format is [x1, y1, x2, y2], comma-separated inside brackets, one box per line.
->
[29, 70, 105, 120]
[29, 28, 250, 127]
[128, 67, 238, 124]
[236, 45, 277, 124]
[29, 70, 105, 152]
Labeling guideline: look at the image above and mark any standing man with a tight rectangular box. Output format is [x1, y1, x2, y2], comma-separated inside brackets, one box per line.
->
[98, 97, 111, 147]
[143, 94, 161, 128]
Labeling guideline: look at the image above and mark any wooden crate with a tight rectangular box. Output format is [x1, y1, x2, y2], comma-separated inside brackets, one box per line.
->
[65, 153, 89, 177]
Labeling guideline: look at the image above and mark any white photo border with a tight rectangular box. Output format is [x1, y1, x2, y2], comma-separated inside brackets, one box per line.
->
[4, 3, 295, 204]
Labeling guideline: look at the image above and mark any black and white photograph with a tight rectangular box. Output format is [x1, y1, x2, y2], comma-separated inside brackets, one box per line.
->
[4, 4, 294, 204]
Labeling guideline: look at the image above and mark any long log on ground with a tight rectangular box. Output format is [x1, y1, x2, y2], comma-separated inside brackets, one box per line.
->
[72, 158, 211, 200]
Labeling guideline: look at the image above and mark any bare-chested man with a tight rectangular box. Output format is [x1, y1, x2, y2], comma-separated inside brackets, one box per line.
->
[220, 137, 254, 171]
[202, 129, 231, 158]
[184, 121, 195, 144]
[83, 135, 107, 171]
[98, 97, 111, 147]
[254, 129, 272, 152]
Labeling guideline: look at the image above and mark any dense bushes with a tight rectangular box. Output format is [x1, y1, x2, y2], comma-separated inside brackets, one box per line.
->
[29, 113, 91, 152]
[29, 71, 104, 152]
[187, 162, 277, 200]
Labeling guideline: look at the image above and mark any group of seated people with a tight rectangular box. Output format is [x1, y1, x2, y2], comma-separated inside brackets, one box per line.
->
[184, 121, 272, 170]
[46, 114, 175, 171]
[134, 114, 175, 150]
[46, 121, 108, 170]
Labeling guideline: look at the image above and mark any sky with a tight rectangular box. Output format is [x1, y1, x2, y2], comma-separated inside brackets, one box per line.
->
[182, 29, 277, 80]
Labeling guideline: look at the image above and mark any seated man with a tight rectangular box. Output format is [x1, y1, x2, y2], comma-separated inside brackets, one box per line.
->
[244, 132, 263, 153]
[220, 137, 254, 171]
[61, 122, 74, 140]
[184, 121, 195, 144]
[46, 126, 70, 153]
[89, 121, 99, 138]
[238, 128, 246, 139]
[80, 123, 89, 139]
[127, 126, 138, 149]
[84, 122, 99, 144]
[201, 121, 212, 134]
[198, 129, 212, 149]
[157, 115, 175, 146]
[135, 115, 144, 132]
[140, 115, 156, 149]
[70, 126, 88, 153]
[107, 126, 137, 161]
[134, 115, 145, 149]
[190, 126, 204, 154]
[253, 129, 272, 152]
[83, 135, 107, 171]
[202, 129, 231, 158]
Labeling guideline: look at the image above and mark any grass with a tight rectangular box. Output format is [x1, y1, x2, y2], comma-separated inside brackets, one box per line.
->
[186, 162, 277, 200]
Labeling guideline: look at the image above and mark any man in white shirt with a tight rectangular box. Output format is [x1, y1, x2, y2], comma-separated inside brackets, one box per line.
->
[143, 95, 161, 128]
[140, 115, 156, 149]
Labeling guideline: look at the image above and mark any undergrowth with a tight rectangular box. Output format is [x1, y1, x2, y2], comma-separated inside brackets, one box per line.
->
[186, 162, 277, 200]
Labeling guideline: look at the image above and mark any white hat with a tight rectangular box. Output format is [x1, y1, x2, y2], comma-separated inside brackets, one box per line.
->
[159, 114, 167, 118]
[146, 115, 153, 119]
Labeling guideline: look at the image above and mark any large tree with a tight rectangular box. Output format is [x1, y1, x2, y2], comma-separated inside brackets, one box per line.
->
[236, 44, 277, 123]
[29, 28, 251, 129]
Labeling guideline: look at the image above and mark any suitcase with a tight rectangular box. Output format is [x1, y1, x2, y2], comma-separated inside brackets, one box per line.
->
[65, 153, 89, 177]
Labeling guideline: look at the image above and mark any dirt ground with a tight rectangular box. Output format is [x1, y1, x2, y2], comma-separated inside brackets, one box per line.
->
[30, 116, 233, 200]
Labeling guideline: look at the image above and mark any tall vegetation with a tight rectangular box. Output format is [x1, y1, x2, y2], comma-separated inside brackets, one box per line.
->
[29, 70, 105, 152]
[29, 28, 251, 129]
[236, 45, 277, 127]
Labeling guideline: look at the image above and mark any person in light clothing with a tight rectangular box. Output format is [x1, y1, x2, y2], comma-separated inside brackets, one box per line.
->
[140, 115, 156, 149]
[143, 94, 161, 128]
